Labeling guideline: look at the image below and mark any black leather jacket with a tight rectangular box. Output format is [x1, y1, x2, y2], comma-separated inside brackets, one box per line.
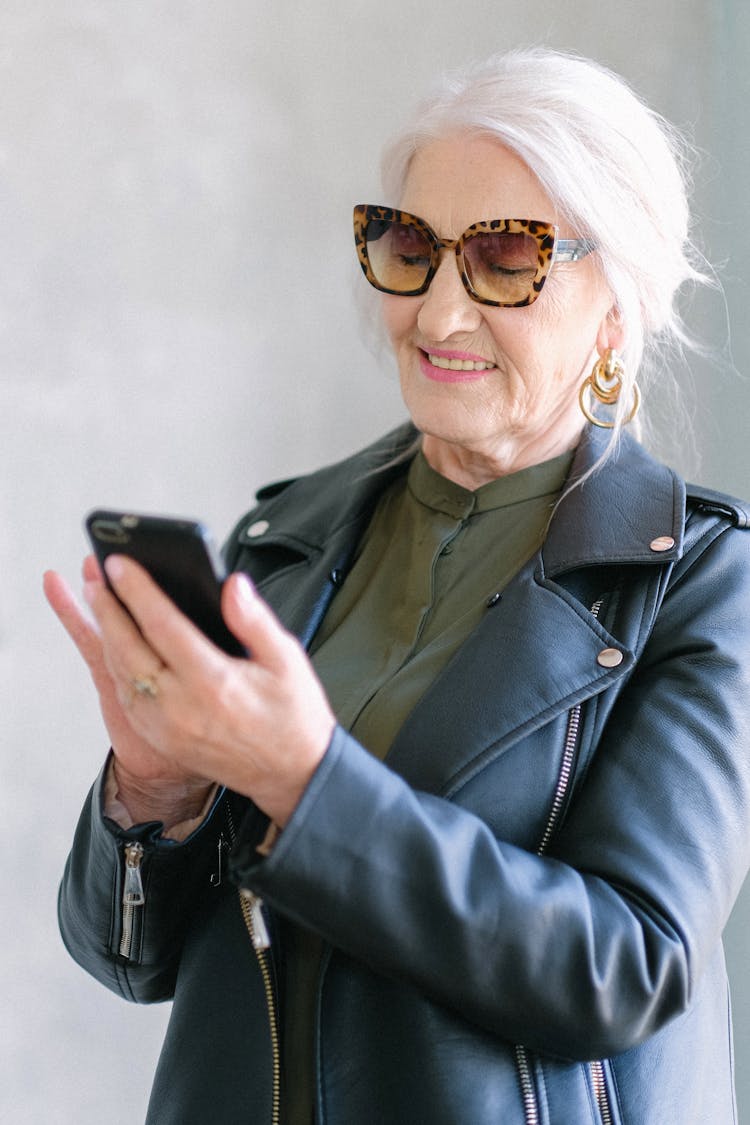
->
[59, 424, 750, 1124]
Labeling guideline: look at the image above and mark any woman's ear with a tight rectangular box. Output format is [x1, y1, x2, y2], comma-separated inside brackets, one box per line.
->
[596, 305, 625, 355]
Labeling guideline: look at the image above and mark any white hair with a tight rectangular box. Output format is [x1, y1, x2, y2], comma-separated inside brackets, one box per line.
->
[374, 47, 714, 451]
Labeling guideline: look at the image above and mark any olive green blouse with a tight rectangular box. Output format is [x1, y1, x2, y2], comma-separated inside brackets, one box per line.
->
[311, 447, 573, 756]
[282, 446, 573, 1124]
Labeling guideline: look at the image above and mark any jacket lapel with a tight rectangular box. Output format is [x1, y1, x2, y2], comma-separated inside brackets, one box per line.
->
[233, 423, 418, 644]
[385, 555, 634, 794]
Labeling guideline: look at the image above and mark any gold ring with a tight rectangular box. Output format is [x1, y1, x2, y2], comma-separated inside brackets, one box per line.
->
[131, 673, 159, 700]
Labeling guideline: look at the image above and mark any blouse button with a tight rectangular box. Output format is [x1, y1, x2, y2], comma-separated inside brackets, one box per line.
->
[597, 647, 624, 668]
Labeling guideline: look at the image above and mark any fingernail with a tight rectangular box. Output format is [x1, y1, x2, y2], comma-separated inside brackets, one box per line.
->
[82, 580, 98, 606]
[235, 573, 256, 603]
[104, 555, 124, 582]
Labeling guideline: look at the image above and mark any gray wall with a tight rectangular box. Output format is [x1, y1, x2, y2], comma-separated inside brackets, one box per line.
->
[2, 3, 748, 1122]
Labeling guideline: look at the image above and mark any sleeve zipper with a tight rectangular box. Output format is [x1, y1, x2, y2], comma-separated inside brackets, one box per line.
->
[119, 840, 145, 959]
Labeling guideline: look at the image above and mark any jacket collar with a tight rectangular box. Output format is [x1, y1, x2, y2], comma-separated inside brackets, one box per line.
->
[541, 425, 685, 576]
[238, 423, 418, 554]
[243, 422, 686, 576]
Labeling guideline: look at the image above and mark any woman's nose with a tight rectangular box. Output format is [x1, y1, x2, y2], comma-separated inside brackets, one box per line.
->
[416, 253, 483, 341]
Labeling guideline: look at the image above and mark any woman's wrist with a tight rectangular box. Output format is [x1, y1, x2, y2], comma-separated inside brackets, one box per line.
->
[111, 756, 215, 826]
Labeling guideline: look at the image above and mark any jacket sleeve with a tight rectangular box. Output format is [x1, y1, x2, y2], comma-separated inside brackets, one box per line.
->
[228, 519, 750, 1060]
[58, 757, 230, 1003]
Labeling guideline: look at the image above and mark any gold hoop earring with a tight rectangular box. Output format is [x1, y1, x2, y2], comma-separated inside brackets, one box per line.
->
[579, 348, 640, 429]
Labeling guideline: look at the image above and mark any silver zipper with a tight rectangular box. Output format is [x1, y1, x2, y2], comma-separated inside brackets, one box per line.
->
[537, 597, 602, 862]
[517, 599, 614, 1125]
[240, 887, 272, 950]
[226, 804, 280, 1124]
[590, 1059, 614, 1125]
[515, 1045, 540, 1125]
[119, 840, 145, 958]
[536, 700, 583, 856]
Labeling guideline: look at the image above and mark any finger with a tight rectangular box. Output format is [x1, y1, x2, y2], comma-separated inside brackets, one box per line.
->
[82, 553, 102, 582]
[83, 567, 149, 653]
[221, 572, 297, 673]
[44, 569, 126, 705]
[102, 555, 223, 672]
[81, 567, 169, 697]
[43, 570, 103, 670]
[45, 570, 168, 758]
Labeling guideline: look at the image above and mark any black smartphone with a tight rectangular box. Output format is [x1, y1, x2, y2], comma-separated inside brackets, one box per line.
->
[85, 509, 247, 657]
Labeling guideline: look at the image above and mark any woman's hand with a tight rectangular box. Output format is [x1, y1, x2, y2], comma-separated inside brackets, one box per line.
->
[44, 556, 335, 827]
[44, 556, 205, 785]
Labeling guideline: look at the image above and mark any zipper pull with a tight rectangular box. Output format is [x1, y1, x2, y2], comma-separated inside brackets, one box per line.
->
[123, 841, 146, 906]
[210, 832, 229, 887]
[241, 889, 271, 950]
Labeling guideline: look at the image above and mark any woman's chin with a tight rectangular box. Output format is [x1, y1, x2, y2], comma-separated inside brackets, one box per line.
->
[401, 383, 503, 451]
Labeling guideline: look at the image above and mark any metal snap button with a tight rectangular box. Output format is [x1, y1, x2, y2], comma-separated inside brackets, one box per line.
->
[247, 519, 270, 538]
[649, 535, 675, 552]
[597, 647, 624, 668]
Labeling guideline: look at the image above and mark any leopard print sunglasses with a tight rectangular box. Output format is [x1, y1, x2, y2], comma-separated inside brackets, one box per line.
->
[353, 204, 595, 308]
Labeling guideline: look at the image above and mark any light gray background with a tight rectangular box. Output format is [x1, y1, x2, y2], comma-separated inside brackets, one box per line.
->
[2, 2, 748, 1122]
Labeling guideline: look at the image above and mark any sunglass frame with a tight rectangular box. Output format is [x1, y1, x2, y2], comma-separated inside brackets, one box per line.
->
[353, 204, 595, 308]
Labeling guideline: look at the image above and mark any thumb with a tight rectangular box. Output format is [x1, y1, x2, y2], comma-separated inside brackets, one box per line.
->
[221, 573, 294, 670]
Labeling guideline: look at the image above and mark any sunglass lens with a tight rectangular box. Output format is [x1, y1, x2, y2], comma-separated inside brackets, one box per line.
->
[463, 231, 541, 305]
[365, 219, 432, 294]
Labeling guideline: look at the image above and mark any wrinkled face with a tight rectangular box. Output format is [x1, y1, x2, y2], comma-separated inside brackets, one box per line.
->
[382, 133, 619, 482]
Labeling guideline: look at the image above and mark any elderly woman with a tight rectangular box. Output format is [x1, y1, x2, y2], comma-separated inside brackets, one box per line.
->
[46, 48, 750, 1125]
